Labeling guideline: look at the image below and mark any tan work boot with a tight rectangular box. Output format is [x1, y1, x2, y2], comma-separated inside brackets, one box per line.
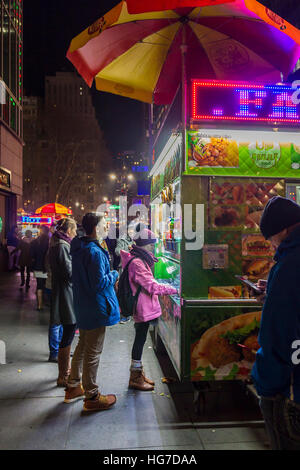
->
[129, 368, 154, 391]
[57, 345, 71, 387]
[83, 393, 117, 412]
[64, 384, 85, 403]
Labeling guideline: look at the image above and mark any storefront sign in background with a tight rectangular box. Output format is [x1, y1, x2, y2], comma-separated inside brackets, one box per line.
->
[0, 167, 11, 189]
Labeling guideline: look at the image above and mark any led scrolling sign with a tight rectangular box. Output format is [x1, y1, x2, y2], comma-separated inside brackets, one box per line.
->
[191, 80, 300, 126]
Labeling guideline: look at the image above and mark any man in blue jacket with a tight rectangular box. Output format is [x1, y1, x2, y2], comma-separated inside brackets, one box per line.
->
[64, 213, 120, 411]
[252, 196, 300, 449]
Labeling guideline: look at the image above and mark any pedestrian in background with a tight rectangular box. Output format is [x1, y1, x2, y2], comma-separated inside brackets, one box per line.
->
[106, 224, 120, 271]
[64, 213, 120, 412]
[6, 225, 20, 271]
[252, 196, 300, 450]
[48, 218, 77, 386]
[115, 226, 135, 324]
[45, 223, 63, 363]
[120, 228, 178, 391]
[30, 225, 50, 311]
[13, 229, 32, 290]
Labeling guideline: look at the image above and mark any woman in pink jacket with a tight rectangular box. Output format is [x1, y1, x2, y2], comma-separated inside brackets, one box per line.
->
[120, 228, 178, 391]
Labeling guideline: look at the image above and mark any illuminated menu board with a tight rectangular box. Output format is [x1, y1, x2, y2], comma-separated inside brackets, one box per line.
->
[191, 80, 300, 126]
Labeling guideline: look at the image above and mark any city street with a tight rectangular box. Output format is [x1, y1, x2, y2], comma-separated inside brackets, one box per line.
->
[1, 0, 300, 454]
[0, 273, 267, 451]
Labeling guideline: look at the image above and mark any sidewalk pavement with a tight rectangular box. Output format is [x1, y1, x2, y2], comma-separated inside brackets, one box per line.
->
[0, 272, 268, 450]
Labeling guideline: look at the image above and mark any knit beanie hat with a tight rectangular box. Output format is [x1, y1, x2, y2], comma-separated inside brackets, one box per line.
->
[260, 196, 300, 239]
[134, 228, 157, 247]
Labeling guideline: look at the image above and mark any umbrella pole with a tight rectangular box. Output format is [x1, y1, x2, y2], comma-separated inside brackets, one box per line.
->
[181, 25, 188, 173]
[149, 103, 154, 167]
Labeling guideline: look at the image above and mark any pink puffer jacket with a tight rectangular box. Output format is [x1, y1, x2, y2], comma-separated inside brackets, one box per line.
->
[120, 250, 178, 323]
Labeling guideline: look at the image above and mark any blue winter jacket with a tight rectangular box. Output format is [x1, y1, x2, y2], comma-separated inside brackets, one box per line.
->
[252, 225, 300, 402]
[70, 237, 120, 329]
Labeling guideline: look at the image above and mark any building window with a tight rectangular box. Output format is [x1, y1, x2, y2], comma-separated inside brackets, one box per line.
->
[3, 6, 9, 85]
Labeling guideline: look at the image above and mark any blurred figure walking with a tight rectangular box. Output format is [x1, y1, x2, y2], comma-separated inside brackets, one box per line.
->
[6, 225, 20, 271]
[30, 225, 50, 310]
[13, 230, 32, 290]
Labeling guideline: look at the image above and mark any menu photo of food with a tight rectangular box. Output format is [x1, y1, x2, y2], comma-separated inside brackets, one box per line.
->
[208, 286, 242, 299]
[245, 181, 284, 207]
[189, 136, 239, 168]
[191, 311, 262, 380]
[242, 257, 274, 280]
[211, 205, 244, 229]
[210, 180, 244, 205]
[245, 206, 263, 230]
[242, 234, 275, 257]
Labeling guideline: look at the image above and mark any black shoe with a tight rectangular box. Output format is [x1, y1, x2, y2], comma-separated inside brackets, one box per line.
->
[48, 355, 58, 363]
[20, 282, 25, 287]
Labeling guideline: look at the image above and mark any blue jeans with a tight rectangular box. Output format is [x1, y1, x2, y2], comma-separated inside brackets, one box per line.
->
[48, 324, 63, 358]
[260, 396, 300, 450]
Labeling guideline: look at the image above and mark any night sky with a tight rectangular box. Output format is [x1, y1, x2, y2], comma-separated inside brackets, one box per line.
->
[23, 0, 145, 155]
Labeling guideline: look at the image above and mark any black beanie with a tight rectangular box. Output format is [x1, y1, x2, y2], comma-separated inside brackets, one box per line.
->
[260, 196, 300, 239]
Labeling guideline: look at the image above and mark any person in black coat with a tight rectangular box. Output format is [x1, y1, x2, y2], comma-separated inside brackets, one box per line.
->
[30, 225, 50, 310]
[48, 218, 77, 387]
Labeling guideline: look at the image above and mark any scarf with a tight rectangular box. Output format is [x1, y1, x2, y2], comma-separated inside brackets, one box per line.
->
[130, 244, 158, 268]
[55, 230, 72, 245]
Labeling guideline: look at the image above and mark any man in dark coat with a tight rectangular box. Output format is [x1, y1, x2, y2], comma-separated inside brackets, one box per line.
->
[252, 196, 300, 450]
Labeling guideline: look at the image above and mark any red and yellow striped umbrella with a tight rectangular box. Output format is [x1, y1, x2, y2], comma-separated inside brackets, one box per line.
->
[35, 203, 72, 216]
[126, 0, 235, 13]
[67, 0, 300, 105]
[245, 0, 300, 46]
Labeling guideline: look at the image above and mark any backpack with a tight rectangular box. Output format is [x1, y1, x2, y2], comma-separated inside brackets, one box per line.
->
[117, 257, 143, 318]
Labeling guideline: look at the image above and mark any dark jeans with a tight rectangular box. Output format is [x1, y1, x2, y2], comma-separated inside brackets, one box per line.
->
[260, 396, 300, 450]
[59, 324, 77, 349]
[131, 322, 150, 361]
[20, 266, 30, 286]
[48, 324, 63, 358]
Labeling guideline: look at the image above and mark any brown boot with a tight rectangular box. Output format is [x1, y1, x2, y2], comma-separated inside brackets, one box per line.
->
[57, 345, 71, 387]
[142, 369, 155, 386]
[129, 368, 154, 391]
[83, 393, 117, 412]
[64, 384, 85, 403]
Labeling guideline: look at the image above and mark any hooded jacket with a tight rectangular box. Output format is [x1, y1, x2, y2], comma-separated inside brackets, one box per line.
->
[70, 237, 120, 329]
[252, 225, 300, 403]
[120, 250, 177, 323]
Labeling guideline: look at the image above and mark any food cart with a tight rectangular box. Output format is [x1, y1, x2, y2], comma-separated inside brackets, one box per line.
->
[17, 212, 53, 239]
[150, 79, 300, 384]
[17, 203, 72, 238]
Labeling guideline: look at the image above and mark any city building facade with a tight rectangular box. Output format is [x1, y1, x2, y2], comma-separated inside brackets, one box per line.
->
[23, 72, 112, 222]
[0, 0, 23, 270]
